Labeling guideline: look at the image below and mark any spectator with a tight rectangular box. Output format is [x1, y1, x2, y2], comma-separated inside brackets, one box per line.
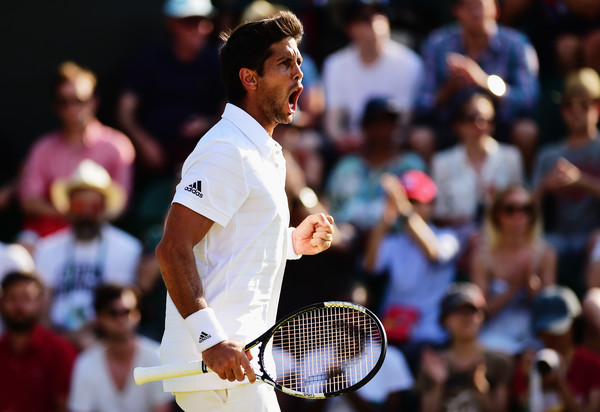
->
[431, 91, 524, 234]
[363, 171, 462, 373]
[324, 345, 414, 412]
[0, 271, 77, 412]
[532, 67, 600, 297]
[582, 287, 600, 355]
[18, 61, 135, 248]
[471, 184, 557, 355]
[116, 0, 225, 179]
[34, 160, 142, 350]
[0, 242, 34, 283]
[418, 282, 513, 412]
[68, 284, 173, 412]
[322, 0, 423, 154]
[411, 0, 539, 169]
[324, 97, 426, 241]
[512, 285, 600, 411]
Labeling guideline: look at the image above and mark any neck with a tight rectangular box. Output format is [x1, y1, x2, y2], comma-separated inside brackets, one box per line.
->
[358, 37, 384, 65]
[105, 334, 136, 359]
[464, 136, 488, 162]
[463, 22, 495, 56]
[7, 329, 34, 352]
[497, 231, 529, 248]
[62, 121, 91, 144]
[173, 40, 205, 63]
[238, 101, 276, 137]
[451, 338, 481, 356]
[364, 141, 397, 166]
[567, 126, 598, 146]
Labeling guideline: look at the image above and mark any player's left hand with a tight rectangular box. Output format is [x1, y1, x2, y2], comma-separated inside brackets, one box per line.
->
[292, 213, 334, 255]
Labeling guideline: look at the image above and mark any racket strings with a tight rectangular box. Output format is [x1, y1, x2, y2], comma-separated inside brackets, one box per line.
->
[264, 305, 383, 395]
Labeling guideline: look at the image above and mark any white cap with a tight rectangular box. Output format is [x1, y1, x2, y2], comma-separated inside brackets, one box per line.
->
[163, 0, 216, 18]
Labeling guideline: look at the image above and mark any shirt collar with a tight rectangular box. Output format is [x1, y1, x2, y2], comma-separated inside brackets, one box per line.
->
[221, 103, 282, 159]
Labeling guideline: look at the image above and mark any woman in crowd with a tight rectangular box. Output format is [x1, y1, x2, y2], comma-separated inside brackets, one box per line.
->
[470, 184, 557, 355]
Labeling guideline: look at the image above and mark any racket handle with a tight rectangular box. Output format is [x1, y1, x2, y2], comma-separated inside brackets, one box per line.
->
[134, 360, 209, 385]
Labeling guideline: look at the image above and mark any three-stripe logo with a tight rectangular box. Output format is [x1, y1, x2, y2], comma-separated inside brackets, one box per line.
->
[185, 181, 204, 198]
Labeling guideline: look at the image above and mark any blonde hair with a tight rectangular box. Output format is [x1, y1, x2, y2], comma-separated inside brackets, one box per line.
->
[53, 61, 97, 100]
[482, 184, 542, 249]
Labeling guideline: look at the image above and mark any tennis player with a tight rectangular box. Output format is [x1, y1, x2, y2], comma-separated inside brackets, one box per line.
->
[155, 11, 334, 412]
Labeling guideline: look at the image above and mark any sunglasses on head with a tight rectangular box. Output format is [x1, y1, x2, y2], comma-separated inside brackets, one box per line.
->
[501, 202, 534, 216]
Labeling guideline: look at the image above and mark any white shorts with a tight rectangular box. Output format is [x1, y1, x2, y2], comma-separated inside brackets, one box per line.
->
[173, 382, 280, 412]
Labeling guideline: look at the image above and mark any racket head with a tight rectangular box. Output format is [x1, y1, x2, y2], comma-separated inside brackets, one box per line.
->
[253, 301, 387, 399]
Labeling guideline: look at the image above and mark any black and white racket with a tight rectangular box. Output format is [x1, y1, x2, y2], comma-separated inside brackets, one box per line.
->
[134, 301, 387, 399]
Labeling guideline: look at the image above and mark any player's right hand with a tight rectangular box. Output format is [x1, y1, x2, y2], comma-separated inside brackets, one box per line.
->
[202, 340, 256, 383]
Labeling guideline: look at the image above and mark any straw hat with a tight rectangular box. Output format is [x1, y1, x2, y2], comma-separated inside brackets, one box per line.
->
[50, 159, 126, 219]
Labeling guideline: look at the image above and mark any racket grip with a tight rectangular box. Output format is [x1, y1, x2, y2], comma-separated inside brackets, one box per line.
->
[134, 360, 209, 385]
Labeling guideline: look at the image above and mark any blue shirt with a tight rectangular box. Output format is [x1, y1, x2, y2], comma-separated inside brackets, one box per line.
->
[416, 23, 540, 124]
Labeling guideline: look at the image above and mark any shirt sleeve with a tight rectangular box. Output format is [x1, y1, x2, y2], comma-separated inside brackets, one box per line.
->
[499, 34, 540, 118]
[173, 140, 249, 227]
[18, 138, 52, 201]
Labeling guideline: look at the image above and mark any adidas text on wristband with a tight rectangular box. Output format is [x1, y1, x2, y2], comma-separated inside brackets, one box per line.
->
[184, 308, 229, 353]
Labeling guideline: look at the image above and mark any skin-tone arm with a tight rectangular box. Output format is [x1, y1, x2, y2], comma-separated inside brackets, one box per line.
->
[380, 173, 440, 260]
[420, 349, 448, 412]
[538, 157, 600, 199]
[324, 108, 362, 153]
[21, 197, 62, 218]
[116, 91, 166, 169]
[364, 173, 440, 272]
[156, 203, 334, 382]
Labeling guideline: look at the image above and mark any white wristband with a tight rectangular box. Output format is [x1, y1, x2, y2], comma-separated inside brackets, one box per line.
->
[184, 308, 228, 353]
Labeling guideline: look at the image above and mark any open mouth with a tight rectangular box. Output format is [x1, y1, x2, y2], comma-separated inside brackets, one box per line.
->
[288, 87, 303, 113]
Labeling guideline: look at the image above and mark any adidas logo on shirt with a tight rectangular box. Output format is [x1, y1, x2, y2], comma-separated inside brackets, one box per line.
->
[198, 331, 212, 344]
[185, 181, 204, 198]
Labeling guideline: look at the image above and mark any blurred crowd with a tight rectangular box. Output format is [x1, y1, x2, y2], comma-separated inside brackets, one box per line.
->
[1, 0, 600, 411]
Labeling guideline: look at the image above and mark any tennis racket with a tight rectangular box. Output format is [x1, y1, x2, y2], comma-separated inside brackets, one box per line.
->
[134, 301, 387, 399]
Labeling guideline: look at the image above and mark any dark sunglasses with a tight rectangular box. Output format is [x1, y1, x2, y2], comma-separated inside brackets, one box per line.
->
[562, 99, 598, 111]
[177, 16, 207, 27]
[106, 307, 133, 318]
[459, 112, 494, 124]
[501, 202, 534, 216]
[55, 96, 90, 107]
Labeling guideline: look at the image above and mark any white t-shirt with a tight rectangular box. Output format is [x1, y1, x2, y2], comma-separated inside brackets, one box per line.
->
[322, 39, 423, 133]
[34, 224, 142, 330]
[161, 103, 299, 392]
[325, 345, 414, 412]
[68, 336, 173, 412]
[432, 137, 524, 223]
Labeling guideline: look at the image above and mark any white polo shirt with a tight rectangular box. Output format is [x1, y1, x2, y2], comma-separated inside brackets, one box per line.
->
[160, 103, 300, 392]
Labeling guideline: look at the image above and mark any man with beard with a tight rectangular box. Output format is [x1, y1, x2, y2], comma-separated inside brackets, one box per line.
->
[0, 271, 77, 412]
[156, 11, 334, 412]
[34, 159, 142, 350]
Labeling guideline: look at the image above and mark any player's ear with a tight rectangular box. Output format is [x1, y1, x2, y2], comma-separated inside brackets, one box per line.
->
[239, 68, 258, 91]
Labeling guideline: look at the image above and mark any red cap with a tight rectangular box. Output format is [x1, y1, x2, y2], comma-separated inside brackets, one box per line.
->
[399, 170, 437, 203]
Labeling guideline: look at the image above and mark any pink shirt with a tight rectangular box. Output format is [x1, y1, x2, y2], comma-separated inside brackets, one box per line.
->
[19, 120, 135, 237]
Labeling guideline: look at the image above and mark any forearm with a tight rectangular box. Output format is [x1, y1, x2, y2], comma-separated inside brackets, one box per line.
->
[156, 238, 207, 318]
[404, 212, 439, 261]
[421, 385, 444, 412]
[363, 220, 390, 272]
[21, 196, 62, 217]
[577, 173, 600, 200]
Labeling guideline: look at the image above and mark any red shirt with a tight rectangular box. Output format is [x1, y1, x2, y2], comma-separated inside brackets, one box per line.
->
[0, 325, 77, 412]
